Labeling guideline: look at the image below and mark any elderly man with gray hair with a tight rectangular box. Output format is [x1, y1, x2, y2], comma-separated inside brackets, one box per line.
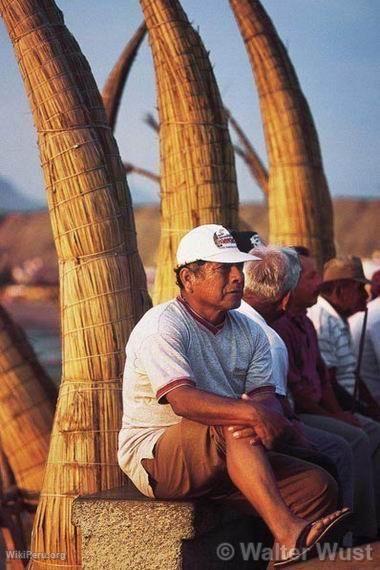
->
[234, 243, 354, 515]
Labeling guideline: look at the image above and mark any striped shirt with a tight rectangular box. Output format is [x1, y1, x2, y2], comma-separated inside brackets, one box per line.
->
[349, 297, 380, 401]
[308, 296, 356, 395]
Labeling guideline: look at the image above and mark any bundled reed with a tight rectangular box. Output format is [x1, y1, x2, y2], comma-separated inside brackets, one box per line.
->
[0, 0, 151, 567]
[140, 0, 239, 303]
[0, 305, 56, 501]
[0, 445, 14, 495]
[145, 107, 268, 194]
[102, 22, 147, 130]
[226, 109, 269, 195]
[0, 442, 35, 562]
[230, 0, 335, 264]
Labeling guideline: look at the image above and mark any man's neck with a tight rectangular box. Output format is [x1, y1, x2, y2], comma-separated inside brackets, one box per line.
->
[321, 294, 349, 321]
[287, 299, 307, 316]
[243, 295, 272, 324]
[180, 293, 226, 325]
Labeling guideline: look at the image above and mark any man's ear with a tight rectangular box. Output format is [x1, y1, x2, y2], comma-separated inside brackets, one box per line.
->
[179, 267, 194, 293]
[280, 290, 291, 310]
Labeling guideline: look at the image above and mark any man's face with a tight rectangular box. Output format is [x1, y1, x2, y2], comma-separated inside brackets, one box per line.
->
[292, 256, 322, 309]
[337, 280, 368, 316]
[190, 262, 244, 312]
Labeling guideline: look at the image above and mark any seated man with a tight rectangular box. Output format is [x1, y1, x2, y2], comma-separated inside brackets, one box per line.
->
[349, 269, 380, 403]
[236, 243, 353, 510]
[118, 225, 349, 565]
[272, 247, 379, 541]
[309, 256, 380, 420]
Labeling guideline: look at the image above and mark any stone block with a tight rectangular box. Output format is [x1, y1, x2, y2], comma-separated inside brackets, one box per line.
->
[72, 481, 270, 569]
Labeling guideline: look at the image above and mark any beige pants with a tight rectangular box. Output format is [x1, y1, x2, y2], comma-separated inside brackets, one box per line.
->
[142, 418, 337, 522]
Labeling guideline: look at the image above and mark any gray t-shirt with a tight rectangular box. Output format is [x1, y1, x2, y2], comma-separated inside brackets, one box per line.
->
[118, 296, 273, 496]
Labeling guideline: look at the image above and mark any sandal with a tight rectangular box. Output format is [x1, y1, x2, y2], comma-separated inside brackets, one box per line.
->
[273, 508, 352, 567]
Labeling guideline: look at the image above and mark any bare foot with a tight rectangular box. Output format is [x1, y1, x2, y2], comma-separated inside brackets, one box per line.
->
[303, 508, 350, 547]
[274, 507, 350, 562]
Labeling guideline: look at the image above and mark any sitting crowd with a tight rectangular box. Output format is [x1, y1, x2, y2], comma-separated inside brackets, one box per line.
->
[118, 224, 380, 566]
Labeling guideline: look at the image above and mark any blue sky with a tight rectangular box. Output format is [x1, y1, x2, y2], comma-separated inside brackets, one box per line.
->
[0, 0, 379, 206]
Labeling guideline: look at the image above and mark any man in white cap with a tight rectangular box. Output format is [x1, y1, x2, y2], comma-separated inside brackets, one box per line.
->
[118, 225, 349, 565]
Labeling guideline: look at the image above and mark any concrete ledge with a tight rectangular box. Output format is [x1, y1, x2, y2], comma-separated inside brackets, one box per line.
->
[72, 481, 269, 569]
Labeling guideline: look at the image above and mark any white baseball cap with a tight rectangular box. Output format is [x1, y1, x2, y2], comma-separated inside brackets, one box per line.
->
[176, 225, 260, 266]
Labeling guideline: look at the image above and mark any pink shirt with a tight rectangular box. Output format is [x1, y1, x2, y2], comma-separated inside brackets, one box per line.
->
[272, 312, 329, 410]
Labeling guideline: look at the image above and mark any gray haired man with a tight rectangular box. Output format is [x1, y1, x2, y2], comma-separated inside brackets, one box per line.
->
[236, 245, 354, 512]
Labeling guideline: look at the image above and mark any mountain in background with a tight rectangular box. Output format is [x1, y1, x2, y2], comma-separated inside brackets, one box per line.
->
[0, 176, 44, 211]
[0, 199, 379, 286]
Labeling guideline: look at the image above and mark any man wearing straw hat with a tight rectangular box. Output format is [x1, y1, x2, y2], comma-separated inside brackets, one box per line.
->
[308, 256, 380, 415]
[119, 224, 350, 566]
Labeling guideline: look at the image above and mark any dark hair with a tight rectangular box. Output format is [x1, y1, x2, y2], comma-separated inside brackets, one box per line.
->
[174, 260, 207, 289]
[292, 245, 311, 257]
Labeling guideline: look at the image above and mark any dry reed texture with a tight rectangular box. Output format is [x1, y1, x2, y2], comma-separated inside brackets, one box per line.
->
[0, 442, 35, 564]
[0, 305, 56, 502]
[102, 22, 146, 131]
[226, 109, 269, 195]
[0, 444, 15, 495]
[230, 0, 335, 265]
[140, 0, 239, 303]
[0, 0, 151, 567]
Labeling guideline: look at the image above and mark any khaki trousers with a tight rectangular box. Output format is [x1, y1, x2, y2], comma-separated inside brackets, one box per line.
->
[142, 418, 337, 523]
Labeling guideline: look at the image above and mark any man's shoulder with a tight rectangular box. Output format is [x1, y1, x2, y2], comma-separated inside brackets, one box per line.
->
[129, 299, 186, 340]
[309, 298, 341, 333]
[271, 313, 293, 337]
[237, 301, 285, 350]
[368, 297, 380, 321]
[231, 304, 268, 339]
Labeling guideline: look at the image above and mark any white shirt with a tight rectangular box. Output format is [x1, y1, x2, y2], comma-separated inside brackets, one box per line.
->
[308, 296, 356, 394]
[118, 297, 273, 496]
[236, 301, 288, 396]
[349, 297, 380, 401]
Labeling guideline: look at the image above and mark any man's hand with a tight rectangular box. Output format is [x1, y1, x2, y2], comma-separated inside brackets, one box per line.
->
[333, 410, 360, 427]
[241, 394, 294, 450]
[227, 425, 261, 446]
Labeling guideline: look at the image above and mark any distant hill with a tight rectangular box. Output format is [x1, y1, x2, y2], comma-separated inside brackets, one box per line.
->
[135, 198, 380, 266]
[0, 199, 379, 284]
[0, 176, 43, 212]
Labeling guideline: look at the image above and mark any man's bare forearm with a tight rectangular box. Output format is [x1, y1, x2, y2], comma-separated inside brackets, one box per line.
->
[166, 386, 292, 451]
[166, 385, 258, 426]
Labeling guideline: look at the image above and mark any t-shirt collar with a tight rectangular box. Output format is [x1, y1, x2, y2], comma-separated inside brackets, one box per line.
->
[318, 295, 344, 322]
[177, 295, 225, 335]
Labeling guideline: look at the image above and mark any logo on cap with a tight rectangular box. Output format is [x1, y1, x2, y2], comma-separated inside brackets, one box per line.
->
[250, 234, 262, 248]
[213, 228, 236, 249]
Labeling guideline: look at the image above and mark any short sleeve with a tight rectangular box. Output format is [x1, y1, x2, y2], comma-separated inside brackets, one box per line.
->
[244, 325, 275, 396]
[317, 316, 338, 368]
[139, 330, 195, 403]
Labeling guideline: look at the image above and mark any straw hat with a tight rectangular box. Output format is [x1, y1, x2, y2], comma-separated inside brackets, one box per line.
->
[322, 256, 372, 285]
